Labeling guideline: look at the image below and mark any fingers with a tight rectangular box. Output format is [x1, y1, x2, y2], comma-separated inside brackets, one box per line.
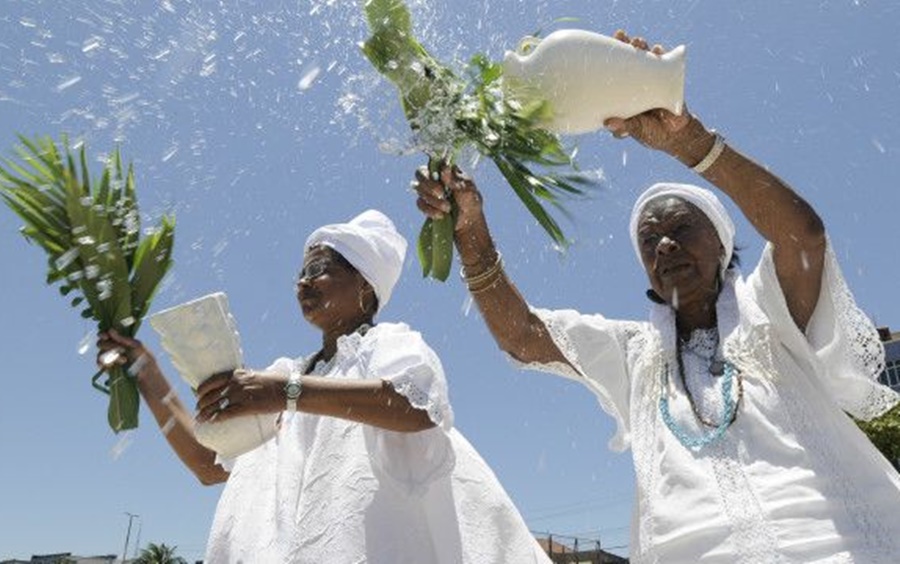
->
[604, 117, 631, 139]
[613, 30, 664, 55]
[414, 165, 451, 219]
[195, 368, 272, 422]
[413, 166, 450, 217]
[196, 371, 232, 401]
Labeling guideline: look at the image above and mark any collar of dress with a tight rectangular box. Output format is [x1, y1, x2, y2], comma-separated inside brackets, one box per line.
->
[649, 268, 769, 360]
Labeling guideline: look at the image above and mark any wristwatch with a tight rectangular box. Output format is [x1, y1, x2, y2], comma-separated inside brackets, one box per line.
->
[285, 364, 303, 412]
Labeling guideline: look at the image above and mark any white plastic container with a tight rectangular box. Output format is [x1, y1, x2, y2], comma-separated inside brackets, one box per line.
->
[502, 29, 686, 135]
[149, 292, 277, 459]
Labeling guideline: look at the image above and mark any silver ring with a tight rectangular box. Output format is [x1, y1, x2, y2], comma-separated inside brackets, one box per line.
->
[218, 397, 230, 411]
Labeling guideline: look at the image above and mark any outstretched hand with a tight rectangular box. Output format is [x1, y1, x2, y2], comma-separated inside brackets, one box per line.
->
[603, 30, 693, 153]
[195, 368, 285, 423]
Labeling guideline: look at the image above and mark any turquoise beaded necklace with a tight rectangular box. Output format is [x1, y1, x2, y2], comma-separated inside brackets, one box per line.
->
[659, 338, 743, 450]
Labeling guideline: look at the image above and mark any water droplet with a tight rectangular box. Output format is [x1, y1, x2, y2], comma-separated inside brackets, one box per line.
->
[110, 431, 134, 460]
[56, 76, 82, 92]
[100, 348, 122, 367]
[78, 332, 92, 356]
[162, 145, 179, 162]
[55, 248, 80, 271]
[82, 36, 104, 53]
[298, 66, 321, 90]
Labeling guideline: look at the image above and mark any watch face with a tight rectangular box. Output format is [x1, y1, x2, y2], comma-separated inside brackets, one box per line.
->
[286, 382, 302, 399]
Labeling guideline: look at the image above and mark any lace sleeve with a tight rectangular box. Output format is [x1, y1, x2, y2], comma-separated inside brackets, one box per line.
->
[364, 323, 453, 430]
[749, 240, 899, 420]
[509, 306, 637, 452]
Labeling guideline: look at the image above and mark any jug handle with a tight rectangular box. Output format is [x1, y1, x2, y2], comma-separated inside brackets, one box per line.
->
[517, 35, 541, 55]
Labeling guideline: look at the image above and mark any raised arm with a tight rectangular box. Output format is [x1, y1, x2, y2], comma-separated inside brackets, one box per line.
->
[605, 31, 826, 331]
[414, 165, 571, 368]
[98, 331, 228, 485]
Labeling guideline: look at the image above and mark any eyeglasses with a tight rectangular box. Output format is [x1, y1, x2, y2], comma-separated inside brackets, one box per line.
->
[295, 260, 332, 284]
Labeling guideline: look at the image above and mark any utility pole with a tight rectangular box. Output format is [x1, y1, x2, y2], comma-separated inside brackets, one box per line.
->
[132, 518, 142, 559]
[121, 512, 139, 563]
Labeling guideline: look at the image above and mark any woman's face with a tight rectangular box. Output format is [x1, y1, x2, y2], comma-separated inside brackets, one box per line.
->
[296, 246, 372, 330]
[636, 197, 723, 309]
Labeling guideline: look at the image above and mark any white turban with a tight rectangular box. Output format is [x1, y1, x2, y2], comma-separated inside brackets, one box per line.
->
[629, 182, 735, 273]
[304, 209, 407, 313]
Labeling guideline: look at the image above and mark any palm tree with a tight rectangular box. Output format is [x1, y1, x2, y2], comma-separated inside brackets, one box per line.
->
[133, 542, 187, 564]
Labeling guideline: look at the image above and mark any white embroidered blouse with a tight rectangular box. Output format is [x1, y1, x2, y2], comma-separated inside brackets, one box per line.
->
[522, 243, 900, 563]
[205, 322, 550, 564]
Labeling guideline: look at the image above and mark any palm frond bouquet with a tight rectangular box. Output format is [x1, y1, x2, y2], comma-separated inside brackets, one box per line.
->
[0, 135, 175, 433]
[362, 0, 591, 280]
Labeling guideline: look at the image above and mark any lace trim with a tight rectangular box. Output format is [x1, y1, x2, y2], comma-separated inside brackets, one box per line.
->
[853, 383, 900, 422]
[706, 439, 782, 563]
[771, 344, 900, 559]
[825, 242, 886, 381]
[506, 308, 584, 382]
[387, 364, 449, 430]
[632, 334, 664, 564]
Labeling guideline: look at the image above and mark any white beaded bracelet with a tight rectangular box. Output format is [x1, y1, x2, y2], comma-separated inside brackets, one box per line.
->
[692, 132, 726, 174]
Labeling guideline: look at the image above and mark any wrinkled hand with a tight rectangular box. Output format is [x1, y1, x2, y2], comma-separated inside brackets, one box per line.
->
[413, 163, 484, 234]
[96, 329, 156, 375]
[195, 368, 285, 423]
[603, 30, 693, 153]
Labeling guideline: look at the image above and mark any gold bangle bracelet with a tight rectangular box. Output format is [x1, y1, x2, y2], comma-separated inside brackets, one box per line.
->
[461, 251, 503, 287]
[468, 268, 504, 294]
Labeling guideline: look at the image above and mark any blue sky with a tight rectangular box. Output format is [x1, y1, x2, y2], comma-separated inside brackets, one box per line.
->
[2, 1, 899, 560]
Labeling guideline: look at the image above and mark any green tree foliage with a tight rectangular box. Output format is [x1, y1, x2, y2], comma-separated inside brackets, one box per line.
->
[854, 403, 900, 469]
[134, 543, 187, 564]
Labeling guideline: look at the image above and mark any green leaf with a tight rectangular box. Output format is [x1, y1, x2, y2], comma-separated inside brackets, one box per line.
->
[430, 213, 455, 281]
[129, 216, 175, 330]
[417, 217, 434, 277]
[107, 366, 139, 432]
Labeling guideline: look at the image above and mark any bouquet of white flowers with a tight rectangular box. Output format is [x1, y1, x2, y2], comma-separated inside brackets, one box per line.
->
[1, 136, 175, 432]
[361, 0, 590, 280]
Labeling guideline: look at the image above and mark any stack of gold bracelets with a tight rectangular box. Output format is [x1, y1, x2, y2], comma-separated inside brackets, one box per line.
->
[461, 251, 504, 294]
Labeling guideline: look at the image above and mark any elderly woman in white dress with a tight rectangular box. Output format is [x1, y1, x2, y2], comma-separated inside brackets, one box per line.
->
[98, 210, 550, 563]
[414, 30, 900, 564]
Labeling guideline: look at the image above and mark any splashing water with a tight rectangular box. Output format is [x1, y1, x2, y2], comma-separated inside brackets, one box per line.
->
[109, 430, 134, 460]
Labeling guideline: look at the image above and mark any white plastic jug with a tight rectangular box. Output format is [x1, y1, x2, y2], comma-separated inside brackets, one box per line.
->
[149, 292, 277, 460]
[502, 29, 686, 135]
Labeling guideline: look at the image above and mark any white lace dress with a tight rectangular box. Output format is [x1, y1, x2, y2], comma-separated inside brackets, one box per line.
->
[521, 242, 900, 563]
[204, 322, 550, 564]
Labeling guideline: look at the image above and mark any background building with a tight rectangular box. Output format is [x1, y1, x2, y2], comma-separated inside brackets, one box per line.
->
[878, 327, 900, 393]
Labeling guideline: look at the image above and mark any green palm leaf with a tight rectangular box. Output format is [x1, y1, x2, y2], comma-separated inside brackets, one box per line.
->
[0, 135, 176, 433]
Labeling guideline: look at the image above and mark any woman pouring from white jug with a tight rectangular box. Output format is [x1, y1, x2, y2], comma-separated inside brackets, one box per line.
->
[414, 30, 900, 563]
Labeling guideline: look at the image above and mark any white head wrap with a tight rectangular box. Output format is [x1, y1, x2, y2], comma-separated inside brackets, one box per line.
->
[304, 209, 407, 313]
[629, 182, 735, 273]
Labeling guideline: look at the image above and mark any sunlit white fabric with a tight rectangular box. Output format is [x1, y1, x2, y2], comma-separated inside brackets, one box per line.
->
[205, 322, 549, 563]
[305, 209, 407, 312]
[518, 242, 900, 563]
